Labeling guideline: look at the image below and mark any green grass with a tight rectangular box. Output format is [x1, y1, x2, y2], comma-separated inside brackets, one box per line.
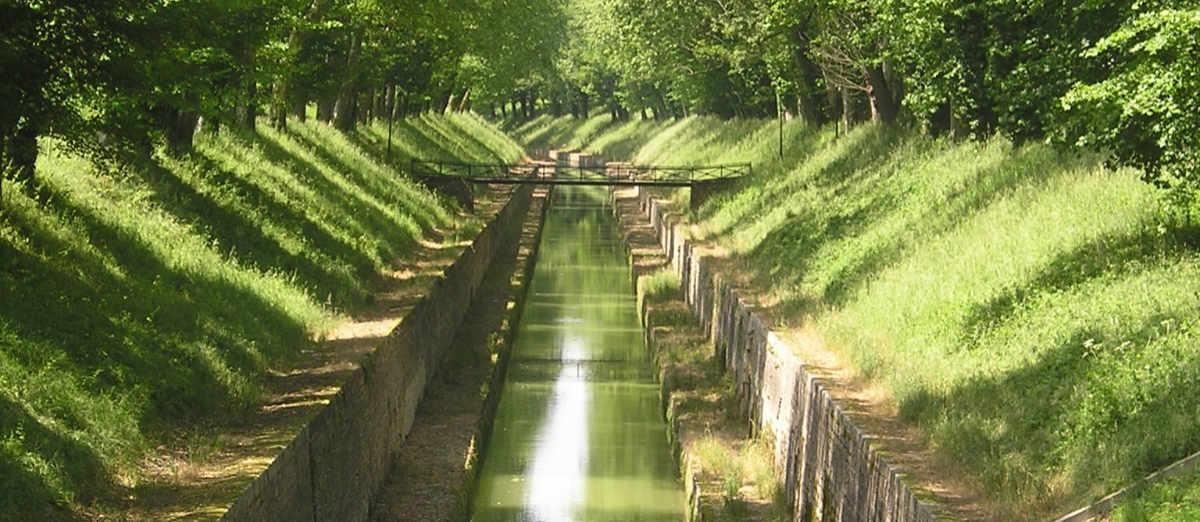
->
[1112, 470, 1200, 521]
[519, 114, 1200, 517]
[0, 114, 523, 517]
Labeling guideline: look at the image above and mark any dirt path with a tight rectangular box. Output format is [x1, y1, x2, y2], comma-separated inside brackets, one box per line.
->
[370, 187, 548, 522]
[112, 187, 514, 521]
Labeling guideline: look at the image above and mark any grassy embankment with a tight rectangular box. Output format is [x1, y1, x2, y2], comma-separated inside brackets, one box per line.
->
[509, 113, 1200, 518]
[1111, 475, 1200, 521]
[0, 113, 522, 518]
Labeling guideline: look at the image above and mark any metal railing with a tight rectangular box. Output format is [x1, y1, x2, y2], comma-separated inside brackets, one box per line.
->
[409, 159, 750, 187]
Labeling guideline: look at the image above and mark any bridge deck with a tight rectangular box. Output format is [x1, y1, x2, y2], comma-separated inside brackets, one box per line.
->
[409, 160, 750, 187]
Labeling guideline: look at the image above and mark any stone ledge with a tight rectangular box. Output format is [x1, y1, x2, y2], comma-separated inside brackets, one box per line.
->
[625, 186, 938, 522]
[221, 185, 536, 522]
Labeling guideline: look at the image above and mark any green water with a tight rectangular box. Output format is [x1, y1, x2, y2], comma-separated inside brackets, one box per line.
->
[471, 186, 684, 521]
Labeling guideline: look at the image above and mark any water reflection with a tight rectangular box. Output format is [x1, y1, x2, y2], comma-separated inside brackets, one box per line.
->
[471, 186, 683, 521]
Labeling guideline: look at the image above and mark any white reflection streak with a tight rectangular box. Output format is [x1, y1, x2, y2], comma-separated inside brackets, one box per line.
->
[526, 334, 589, 522]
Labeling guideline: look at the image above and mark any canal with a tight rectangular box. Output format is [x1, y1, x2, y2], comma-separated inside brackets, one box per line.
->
[471, 185, 684, 521]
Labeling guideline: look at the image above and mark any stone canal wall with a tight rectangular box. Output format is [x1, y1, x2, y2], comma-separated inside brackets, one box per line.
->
[222, 185, 536, 522]
[633, 188, 937, 522]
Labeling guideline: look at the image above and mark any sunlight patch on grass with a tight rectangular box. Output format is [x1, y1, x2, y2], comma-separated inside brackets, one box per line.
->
[0, 113, 525, 516]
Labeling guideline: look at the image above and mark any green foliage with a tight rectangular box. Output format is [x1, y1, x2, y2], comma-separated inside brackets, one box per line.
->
[530, 115, 1200, 517]
[0, 114, 521, 516]
[1113, 470, 1200, 521]
[638, 270, 681, 302]
[1062, 7, 1200, 219]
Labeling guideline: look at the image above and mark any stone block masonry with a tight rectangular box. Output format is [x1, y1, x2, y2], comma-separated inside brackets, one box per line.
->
[631, 187, 939, 522]
[221, 185, 535, 522]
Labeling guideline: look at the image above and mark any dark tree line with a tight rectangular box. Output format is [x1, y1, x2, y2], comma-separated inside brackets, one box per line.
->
[0, 0, 563, 196]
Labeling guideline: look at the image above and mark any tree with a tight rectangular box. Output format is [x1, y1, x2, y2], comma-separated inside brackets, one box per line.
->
[1063, 6, 1200, 217]
[0, 1, 136, 194]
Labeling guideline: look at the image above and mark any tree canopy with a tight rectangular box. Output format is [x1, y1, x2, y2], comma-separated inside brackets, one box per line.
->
[2, 0, 1198, 214]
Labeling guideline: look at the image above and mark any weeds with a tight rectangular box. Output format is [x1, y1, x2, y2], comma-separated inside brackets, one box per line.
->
[1112, 470, 1200, 521]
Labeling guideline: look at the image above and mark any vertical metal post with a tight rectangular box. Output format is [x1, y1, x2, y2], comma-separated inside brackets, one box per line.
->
[777, 89, 785, 160]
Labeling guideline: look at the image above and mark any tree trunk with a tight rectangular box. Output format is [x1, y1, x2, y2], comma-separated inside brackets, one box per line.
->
[158, 106, 200, 157]
[333, 30, 361, 132]
[840, 87, 853, 131]
[791, 28, 827, 126]
[270, 81, 288, 130]
[201, 115, 221, 135]
[274, 0, 331, 130]
[292, 98, 307, 121]
[317, 97, 335, 123]
[866, 65, 899, 125]
[7, 121, 39, 188]
[237, 45, 258, 131]
[383, 84, 396, 122]
[458, 89, 471, 113]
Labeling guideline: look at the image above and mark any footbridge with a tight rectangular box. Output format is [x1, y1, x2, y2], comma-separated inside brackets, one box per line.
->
[409, 158, 749, 210]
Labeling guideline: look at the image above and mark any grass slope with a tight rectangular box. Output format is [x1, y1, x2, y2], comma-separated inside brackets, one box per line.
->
[517, 114, 1200, 518]
[0, 113, 522, 518]
[1113, 470, 1200, 521]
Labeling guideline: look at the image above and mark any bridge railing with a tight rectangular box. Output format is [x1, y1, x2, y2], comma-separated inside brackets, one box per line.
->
[409, 159, 751, 185]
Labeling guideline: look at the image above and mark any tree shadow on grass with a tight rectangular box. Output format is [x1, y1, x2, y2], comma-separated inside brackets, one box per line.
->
[233, 129, 425, 249]
[740, 129, 909, 310]
[693, 127, 827, 228]
[405, 115, 501, 164]
[347, 118, 461, 166]
[340, 125, 419, 168]
[590, 119, 675, 160]
[900, 309, 1200, 515]
[752, 132, 1074, 317]
[1, 182, 311, 423]
[419, 115, 510, 163]
[958, 226, 1184, 343]
[267, 125, 444, 235]
[128, 156, 373, 307]
[817, 144, 1055, 308]
[0, 395, 106, 521]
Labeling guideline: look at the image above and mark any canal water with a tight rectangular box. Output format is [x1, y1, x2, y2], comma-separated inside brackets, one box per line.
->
[471, 186, 684, 521]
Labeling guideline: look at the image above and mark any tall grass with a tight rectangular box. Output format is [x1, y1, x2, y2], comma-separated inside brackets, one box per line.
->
[0, 114, 523, 517]
[1112, 471, 1200, 521]
[520, 113, 1200, 516]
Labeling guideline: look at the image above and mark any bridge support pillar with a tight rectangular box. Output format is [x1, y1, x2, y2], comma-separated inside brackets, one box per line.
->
[417, 176, 474, 211]
[690, 178, 739, 211]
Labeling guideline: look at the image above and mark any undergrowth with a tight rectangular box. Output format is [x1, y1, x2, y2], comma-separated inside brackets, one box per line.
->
[520, 113, 1200, 518]
[1112, 469, 1200, 521]
[0, 114, 522, 517]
